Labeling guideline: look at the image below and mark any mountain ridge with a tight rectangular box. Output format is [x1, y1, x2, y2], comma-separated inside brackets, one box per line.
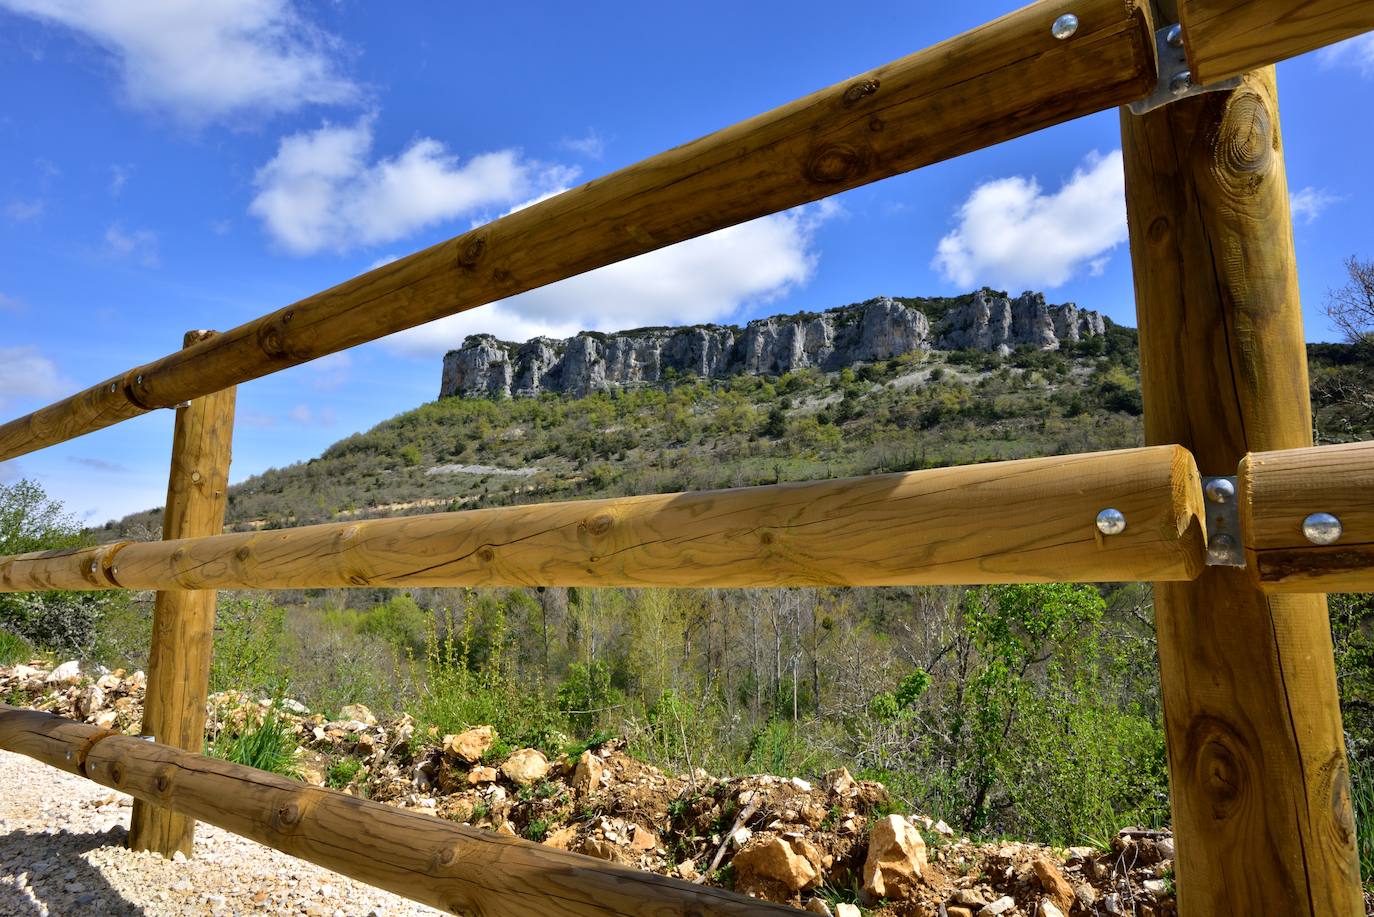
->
[441, 288, 1107, 399]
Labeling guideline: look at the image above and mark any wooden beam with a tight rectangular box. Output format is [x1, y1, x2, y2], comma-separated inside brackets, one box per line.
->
[0, 446, 1206, 592]
[1240, 439, 1374, 593]
[1120, 65, 1362, 914]
[0, 0, 1158, 463]
[1179, 0, 1374, 84]
[129, 330, 237, 859]
[0, 705, 804, 917]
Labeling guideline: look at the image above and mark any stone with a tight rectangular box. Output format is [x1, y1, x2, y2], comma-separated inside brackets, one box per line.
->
[46, 661, 81, 684]
[835, 906, 861, 917]
[338, 704, 377, 727]
[628, 824, 658, 851]
[947, 908, 976, 917]
[1032, 858, 1075, 915]
[442, 726, 494, 764]
[540, 826, 577, 850]
[439, 292, 1104, 399]
[804, 898, 833, 915]
[572, 750, 604, 794]
[1142, 879, 1170, 899]
[675, 860, 699, 881]
[1040, 902, 1067, 917]
[977, 897, 1016, 917]
[466, 766, 499, 785]
[862, 814, 927, 901]
[500, 748, 549, 786]
[732, 836, 820, 895]
[825, 767, 857, 797]
[933, 819, 954, 836]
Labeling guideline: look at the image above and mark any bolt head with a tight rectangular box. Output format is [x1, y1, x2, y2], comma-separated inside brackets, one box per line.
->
[1096, 508, 1126, 536]
[1204, 478, 1235, 503]
[1169, 70, 1193, 95]
[135, 374, 144, 385]
[1207, 532, 1237, 563]
[1051, 13, 1079, 40]
[1302, 512, 1342, 545]
[1165, 23, 1184, 48]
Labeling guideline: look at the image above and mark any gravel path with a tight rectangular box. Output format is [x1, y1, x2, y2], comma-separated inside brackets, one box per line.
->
[0, 750, 444, 916]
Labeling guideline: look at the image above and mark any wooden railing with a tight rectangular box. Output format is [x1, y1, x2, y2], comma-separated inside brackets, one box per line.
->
[0, 1, 1371, 914]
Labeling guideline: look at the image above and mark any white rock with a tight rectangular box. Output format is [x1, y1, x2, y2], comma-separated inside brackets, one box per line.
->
[978, 897, 1016, 916]
[1040, 902, 1067, 917]
[46, 661, 81, 684]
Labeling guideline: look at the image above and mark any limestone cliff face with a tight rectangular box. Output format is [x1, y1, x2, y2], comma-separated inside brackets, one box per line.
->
[439, 290, 1105, 399]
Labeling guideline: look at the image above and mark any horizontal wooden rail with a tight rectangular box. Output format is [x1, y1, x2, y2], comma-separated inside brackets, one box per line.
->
[0, 446, 1206, 592]
[1179, 0, 1374, 84]
[0, 705, 802, 916]
[0, 0, 1159, 462]
[1240, 439, 1374, 593]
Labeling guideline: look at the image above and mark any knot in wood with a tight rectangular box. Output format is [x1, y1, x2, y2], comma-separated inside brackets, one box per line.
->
[109, 762, 124, 785]
[804, 143, 868, 185]
[477, 547, 496, 563]
[235, 546, 251, 562]
[585, 513, 614, 536]
[1189, 718, 1249, 820]
[457, 236, 487, 269]
[273, 800, 302, 830]
[842, 78, 880, 106]
[1215, 91, 1274, 178]
[759, 530, 775, 545]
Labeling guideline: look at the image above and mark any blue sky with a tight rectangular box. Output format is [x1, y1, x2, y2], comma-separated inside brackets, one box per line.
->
[0, 1, 1371, 524]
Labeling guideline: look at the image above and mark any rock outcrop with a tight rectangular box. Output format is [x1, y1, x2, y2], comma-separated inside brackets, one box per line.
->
[439, 290, 1106, 399]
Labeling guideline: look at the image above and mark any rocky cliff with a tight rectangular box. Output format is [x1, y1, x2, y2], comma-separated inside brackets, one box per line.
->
[440, 289, 1106, 399]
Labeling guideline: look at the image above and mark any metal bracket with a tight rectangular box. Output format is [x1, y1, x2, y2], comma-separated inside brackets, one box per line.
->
[1201, 476, 1245, 567]
[1128, 24, 1242, 115]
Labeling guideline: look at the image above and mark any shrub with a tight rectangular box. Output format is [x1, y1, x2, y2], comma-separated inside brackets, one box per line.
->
[327, 756, 364, 789]
[211, 596, 288, 695]
[0, 628, 32, 666]
[207, 702, 302, 778]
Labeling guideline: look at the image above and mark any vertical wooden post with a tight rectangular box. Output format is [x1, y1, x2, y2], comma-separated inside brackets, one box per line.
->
[129, 330, 236, 858]
[1120, 54, 1362, 916]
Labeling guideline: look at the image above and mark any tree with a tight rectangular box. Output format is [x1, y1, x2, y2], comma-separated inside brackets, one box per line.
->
[0, 479, 114, 655]
[1325, 256, 1374, 349]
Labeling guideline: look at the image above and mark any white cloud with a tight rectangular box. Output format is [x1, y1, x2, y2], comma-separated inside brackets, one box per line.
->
[306, 352, 351, 391]
[385, 200, 843, 357]
[1290, 186, 1341, 225]
[109, 164, 130, 196]
[288, 403, 335, 427]
[1318, 33, 1374, 77]
[559, 129, 605, 160]
[249, 117, 577, 255]
[0, 292, 21, 313]
[67, 456, 130, 473]
[933, 150, 1127, 291]
[6, 199, 43, 222]
[0, 346, 66, 409]
[104, 223, 159, 266]
[0, 0, 358, 123]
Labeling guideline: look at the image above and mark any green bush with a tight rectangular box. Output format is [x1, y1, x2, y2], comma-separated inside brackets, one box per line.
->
[0, 628, 33, 666]
[327, 756, 363, 789]
[211, 596, 288, 695]
[207, 702, 301, 778]
[357, 594, 429, 656]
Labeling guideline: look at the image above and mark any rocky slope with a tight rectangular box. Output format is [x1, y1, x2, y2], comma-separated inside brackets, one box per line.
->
[440, 290, 1106, 399]
[1, 660, 1199, 917]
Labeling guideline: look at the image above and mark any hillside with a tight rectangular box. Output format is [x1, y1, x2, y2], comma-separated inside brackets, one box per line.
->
[108, 307, 1140, 536]
[105, 304, 1373, 538]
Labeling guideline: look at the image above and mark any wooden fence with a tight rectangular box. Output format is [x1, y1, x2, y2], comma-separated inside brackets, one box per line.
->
[0, 1, 1371, 914]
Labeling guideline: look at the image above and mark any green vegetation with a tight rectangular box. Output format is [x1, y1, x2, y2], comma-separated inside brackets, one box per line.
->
[0, 628, 32, 666]
[207, 701, 302, 778]
[2, 304, 1369, 876]
[327, 756, 363, 789]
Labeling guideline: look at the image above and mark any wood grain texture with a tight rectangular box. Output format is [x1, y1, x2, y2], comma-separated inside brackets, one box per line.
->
[0, 705, 805, 917]
[1240, 440, 1374, 593]
[130, 331, 237, 859]
[1120, 64, 1362, 915]
[1180, 0, 1374, 83]
[0, 0, 1157, 463]
[0, 447, 1206, 593]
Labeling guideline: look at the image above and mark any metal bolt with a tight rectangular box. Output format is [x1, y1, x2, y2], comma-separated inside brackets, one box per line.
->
[1204, 478, 1235, 503]
[1051, 13, 1079, 40]
[191, 470, 203, 484]
[1096, 508, 1127, 535]
[1169, 70, 1193, 95]
[1165, 23, 1184, 48]
[109, 383, 117, 393]
[1302, 512, 1342, 545]
[1207, 533, 1237, 564]
[111, 566, 119, 576]
[135, 374, 144, 385]
[89, 561, 98, 574]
